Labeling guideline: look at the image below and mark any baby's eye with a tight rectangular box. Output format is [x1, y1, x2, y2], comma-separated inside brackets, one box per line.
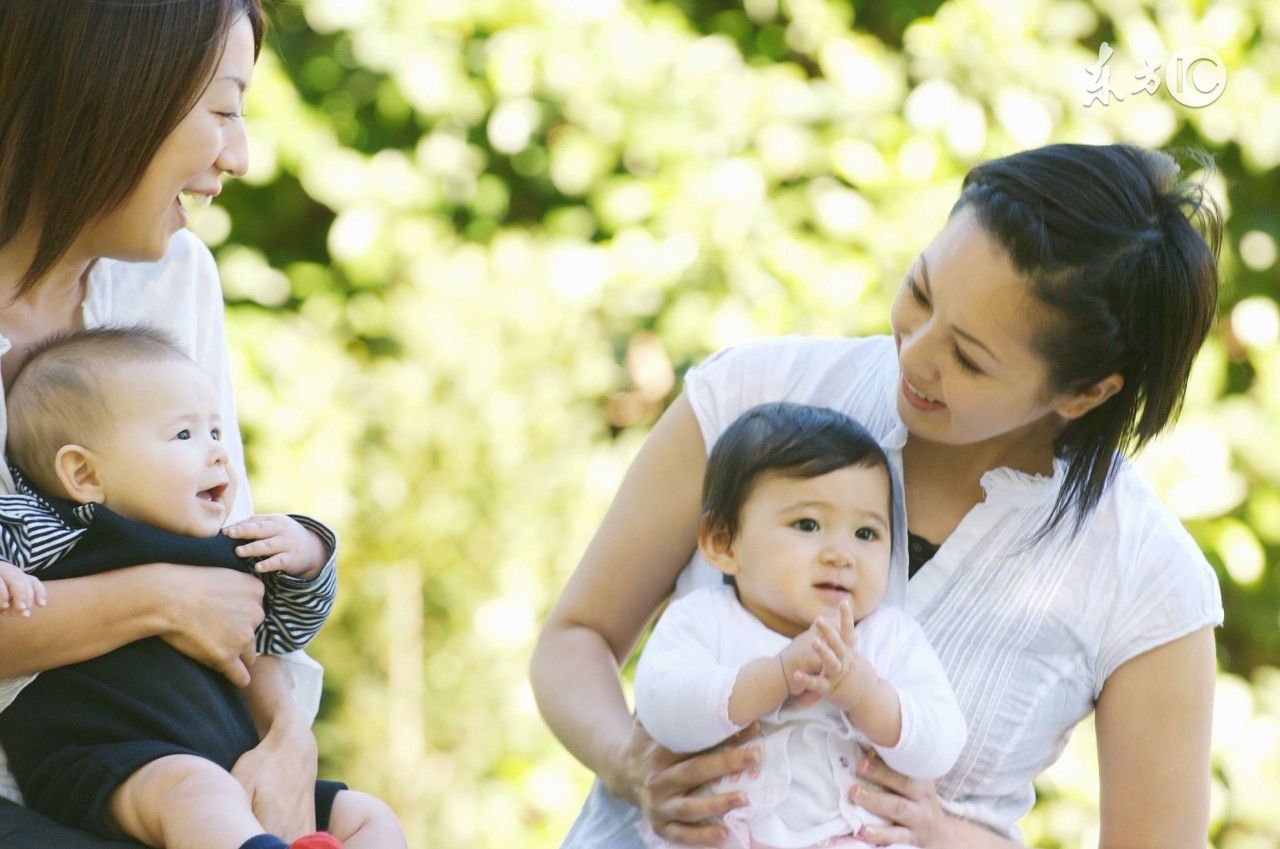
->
[211, 428, 222, 442]
[793, 519, 819, 532]
[175, 429, 191, 441]
[855, 527, 878, 541]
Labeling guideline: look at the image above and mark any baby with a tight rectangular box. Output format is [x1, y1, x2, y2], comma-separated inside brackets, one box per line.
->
[0, 326, 405, 849]
[635, 402, 966, 849]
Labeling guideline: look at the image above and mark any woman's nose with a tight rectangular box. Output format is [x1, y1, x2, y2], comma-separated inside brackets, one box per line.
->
[897, 319, 941, 383]
[216, 122, 249, 179]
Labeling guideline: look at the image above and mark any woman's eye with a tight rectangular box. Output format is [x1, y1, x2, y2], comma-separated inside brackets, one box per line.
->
[908, 278, 929, 307]
[954, 347, 982, 375]
[793, 519, 819, 532]
[176, 429, 191, 440]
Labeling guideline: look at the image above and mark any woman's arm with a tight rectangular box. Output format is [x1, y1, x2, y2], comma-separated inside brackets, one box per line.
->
[530, 394, 758, 843]
[0, 561, 265, 683]
[235, 655, 320, 842]
[1094, 625, 1216, 847]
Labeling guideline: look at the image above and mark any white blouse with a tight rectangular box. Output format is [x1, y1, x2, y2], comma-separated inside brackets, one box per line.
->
[681, 334, 1224, 841]
[0, 230, 323, 800]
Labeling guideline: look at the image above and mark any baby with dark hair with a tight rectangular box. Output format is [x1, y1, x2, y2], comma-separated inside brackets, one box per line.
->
[635, 402, 965, 849]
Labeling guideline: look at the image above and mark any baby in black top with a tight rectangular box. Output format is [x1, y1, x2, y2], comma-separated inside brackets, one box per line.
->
[0, 327, 405, 849]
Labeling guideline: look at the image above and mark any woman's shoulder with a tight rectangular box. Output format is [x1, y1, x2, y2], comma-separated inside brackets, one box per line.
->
[1095, 459, 1209, 562]
[683, 334, 899, 444]
[1078, 459, 1223, 685]
[1071, 459, 1220, 621]
[690, 334, 894, 377]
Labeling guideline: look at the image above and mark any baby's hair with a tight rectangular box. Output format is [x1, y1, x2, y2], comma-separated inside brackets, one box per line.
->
[7, 325, 193, 495]
[702, 402, 892, 545]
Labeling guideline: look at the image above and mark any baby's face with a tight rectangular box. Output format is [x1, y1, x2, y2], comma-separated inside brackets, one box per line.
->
[91, 359, 237, 537]
[724, 465, 892, 638]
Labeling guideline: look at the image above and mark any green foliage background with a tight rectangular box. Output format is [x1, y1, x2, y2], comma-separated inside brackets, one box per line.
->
[200, 1, 1280, 846]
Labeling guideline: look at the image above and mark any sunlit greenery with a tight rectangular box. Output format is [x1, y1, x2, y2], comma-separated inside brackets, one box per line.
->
[199, 1, 1280, 845]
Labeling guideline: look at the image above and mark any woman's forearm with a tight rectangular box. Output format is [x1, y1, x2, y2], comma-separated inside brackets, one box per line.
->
[0, 566, 170, 677]
[531, 394, 710, 801]
[938, 816, 1026, 848]
[241, 655, 308, 737]
[530, 622, 636, 796]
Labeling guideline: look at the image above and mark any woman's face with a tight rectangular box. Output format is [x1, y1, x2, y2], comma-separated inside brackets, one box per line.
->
[78, 16, 256, 263]
[889, 207, 1078, 459]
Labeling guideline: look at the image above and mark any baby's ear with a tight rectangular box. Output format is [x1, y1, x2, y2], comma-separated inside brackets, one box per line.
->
[698, 515, 740, 578]
[53, 445, 105, 505]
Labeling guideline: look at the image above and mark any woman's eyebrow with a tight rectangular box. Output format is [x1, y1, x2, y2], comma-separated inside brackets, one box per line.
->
[213, 75, 249, 93]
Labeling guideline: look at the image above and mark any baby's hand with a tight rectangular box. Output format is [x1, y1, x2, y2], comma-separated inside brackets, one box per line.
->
[222, 514, 328, 580]
[0, 561, 46, 618]
[777, 627, 826, 707]
[792, 599, 870, 707]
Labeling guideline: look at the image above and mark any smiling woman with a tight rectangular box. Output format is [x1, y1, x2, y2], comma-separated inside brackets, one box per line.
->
[533, 144, 1224, 849]
[0, 2, 347, 848]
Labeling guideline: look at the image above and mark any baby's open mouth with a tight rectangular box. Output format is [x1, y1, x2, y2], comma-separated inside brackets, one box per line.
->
[198, 483, 228, 503]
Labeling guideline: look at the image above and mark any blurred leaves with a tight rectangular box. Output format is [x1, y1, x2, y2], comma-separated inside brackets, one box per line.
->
[190, 0, 1280, 845]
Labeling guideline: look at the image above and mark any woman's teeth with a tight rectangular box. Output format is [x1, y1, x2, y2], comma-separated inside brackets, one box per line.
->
[906, 380, 939, 404]
[180, 192, 212, 210]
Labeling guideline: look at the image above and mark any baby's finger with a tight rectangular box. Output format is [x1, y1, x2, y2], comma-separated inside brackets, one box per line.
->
[813, 637, 845, 673]
[813, 617, 845, 652]
[839, 599, 857, 642]
[233, 537, 281, 560]
[252, 553, 290, 574]
[30, 578, 47, 609]
[223, 521, 266, 540]
[10, 579, 32, 614]
[0, 581, 12, 611]
[793, 671, 831, 694]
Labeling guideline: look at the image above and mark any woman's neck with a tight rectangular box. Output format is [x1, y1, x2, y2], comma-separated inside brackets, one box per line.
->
[0, 233, 91, 388]
[900, 422, 1059, 544]
[0, 225, 92, 308]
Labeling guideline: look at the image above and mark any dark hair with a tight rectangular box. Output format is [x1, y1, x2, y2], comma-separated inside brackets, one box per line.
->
[0, 0, 266, 297]
[702, 402, 892, 544]
[955, 144, 1222, 536]
[7, 325, 192, 495]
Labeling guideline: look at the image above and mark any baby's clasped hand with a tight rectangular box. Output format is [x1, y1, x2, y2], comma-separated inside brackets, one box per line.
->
[221, 514, 328, 580]
[0, 560, 46, 617]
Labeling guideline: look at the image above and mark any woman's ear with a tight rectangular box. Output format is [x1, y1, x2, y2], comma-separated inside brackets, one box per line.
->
[53, 445, 106, 505]
[697, 515, 740, 578]
[1055, 373, 1124, 421]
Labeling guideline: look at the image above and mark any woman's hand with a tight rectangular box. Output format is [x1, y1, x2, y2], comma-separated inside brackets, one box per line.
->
[152, 563, 265, 686]
[235, 654, 321, 840]
[231, 709, 319, 840]
[613, 719, 759, 846]
[851, 751, 951, 847]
